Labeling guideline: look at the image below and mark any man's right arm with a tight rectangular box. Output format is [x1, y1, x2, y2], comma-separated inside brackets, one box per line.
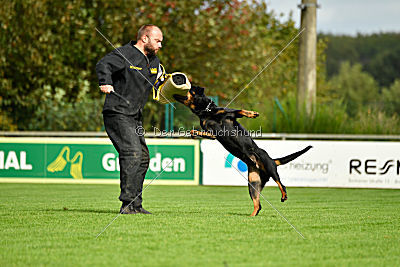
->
[96, 50, 125, 94]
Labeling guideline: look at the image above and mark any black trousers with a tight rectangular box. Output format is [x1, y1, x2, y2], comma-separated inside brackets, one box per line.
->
[103, 113, 150, 208]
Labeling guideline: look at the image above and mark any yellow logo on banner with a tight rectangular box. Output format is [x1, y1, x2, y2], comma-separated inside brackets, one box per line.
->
[150, 68, 157, 74]
[47, 146, 83, 179]
[130, 65, 142, 70]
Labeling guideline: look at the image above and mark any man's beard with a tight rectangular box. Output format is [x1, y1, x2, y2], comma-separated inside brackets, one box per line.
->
[144, 44, 157, 57]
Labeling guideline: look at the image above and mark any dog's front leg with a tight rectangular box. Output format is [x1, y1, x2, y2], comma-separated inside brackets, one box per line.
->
[237, 110, 259, 118]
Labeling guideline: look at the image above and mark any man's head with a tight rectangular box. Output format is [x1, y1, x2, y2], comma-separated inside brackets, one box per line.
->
[136, 24, 163, 57]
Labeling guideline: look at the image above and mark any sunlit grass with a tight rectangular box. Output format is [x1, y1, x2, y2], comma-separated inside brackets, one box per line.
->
[0, 184, 399, 266]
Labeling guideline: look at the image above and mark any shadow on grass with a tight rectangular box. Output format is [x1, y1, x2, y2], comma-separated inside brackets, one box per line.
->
[42, 208, 117, 214]
[226, 212, 252, 216]
[41, 208, 256, 216]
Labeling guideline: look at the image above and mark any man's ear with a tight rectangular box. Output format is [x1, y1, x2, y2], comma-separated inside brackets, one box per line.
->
[142, 35, 149, 43]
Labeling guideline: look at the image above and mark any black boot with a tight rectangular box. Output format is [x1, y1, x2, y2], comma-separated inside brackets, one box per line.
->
[134, 207, 152, 214]
[120, 202, 151, 214]
[120, 202, 137, 214]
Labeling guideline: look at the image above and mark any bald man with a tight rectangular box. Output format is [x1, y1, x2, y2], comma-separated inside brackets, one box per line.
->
[96, 25, 164, 214]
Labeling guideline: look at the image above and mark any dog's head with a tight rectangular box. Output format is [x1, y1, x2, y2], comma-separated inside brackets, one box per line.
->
[188, 85, 204, 96]
[174, 86, 211, 113]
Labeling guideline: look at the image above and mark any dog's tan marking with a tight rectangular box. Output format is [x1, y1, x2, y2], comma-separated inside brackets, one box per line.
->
[204, 132, 216, 139]
[190, 129, 216, 139]
[248, 163, 262, 216]
[249, 155, 260, 168]
[216, 110, 225, 114]
[274, 160, 281, 166]
[276, 180, 287, 201]
[181, 92, 193, 106]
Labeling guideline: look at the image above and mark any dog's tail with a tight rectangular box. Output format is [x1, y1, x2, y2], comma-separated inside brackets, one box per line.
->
[274, 146, 312, 166]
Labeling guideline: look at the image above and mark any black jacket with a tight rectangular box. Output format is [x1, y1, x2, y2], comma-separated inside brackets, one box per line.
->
[96, 41, 160, 115]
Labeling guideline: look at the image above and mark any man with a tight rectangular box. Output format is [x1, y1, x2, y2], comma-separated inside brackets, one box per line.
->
[96, 24, 163, 214]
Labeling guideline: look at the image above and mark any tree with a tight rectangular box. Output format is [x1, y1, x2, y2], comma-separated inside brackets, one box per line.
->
[366, 47, 400, 87]
[328, 62, 379, 116]
[382, 79, 400, 116]
[0, 0, 315, 131]
[322, 32, 400, 87]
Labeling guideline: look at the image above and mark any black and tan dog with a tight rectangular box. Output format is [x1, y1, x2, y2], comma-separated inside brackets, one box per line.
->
[174, 86, 311, 216]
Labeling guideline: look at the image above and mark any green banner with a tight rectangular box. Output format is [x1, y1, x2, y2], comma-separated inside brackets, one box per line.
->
[0, 138, 199, 185]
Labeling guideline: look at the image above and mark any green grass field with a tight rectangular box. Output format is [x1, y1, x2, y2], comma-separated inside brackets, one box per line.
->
[1, 183, 399, 266]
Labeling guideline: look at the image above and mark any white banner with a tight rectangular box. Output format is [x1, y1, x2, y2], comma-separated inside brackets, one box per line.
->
[201, 140, 400, 189]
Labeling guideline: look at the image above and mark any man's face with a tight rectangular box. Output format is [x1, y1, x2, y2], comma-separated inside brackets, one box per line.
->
[144, 28, 163, 57]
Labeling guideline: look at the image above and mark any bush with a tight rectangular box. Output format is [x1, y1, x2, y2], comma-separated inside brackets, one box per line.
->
[242, 92, 348, 133]
[328, 62, 380, 117]
[21, 86, 104, 131]
[241, 92, 400, 134]
[382, 79, 400, 116]
[350, 110, 400, 135]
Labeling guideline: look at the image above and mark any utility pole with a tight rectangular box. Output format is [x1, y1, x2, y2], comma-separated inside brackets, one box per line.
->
[297, 0, 318, 116]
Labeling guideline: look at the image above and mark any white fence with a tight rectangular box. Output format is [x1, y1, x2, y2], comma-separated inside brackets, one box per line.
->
[201, 140, 400, 189]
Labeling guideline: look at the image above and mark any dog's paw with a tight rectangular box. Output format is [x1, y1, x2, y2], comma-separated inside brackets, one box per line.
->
[250, 111, 260, 118]
[281, 195, 288, 202]
[242, 110, 259, 118]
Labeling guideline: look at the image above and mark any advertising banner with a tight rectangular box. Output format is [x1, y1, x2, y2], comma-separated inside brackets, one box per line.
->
[201, 140, 400, 189]
[0, 137, 200, 185]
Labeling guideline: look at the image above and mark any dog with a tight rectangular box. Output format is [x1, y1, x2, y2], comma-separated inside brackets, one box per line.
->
[174, 86, 312, 216]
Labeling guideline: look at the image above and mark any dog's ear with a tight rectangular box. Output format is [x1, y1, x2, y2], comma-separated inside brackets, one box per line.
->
[197, 87, 205, 95]
[192, 86, 204, 95]
[189, 85, 205, 95]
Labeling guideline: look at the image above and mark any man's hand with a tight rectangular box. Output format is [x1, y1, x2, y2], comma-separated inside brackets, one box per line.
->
[99, 85, 114, 94]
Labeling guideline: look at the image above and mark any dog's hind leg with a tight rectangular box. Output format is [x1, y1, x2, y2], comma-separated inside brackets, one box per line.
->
[276, 179, 287, 202]
[264, 161, 287, 202]
[256, 148, 288, 202]
[271, 170, 287, 202]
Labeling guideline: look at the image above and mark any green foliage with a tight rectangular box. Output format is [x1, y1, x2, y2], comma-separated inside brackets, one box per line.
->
[1, 1, 398, 134]
[351, 110, 400, 135]
[319, 33, 400, 131]
[366, 47, 400, 87]
[20, 86, 104, 131]
[322, 32, 400, 87]
[242, 89, 400, 134]
[328, 62, 379, 116]
[0, 0, 304, 131]
[382, 79, 400, 115]
[243, 91, 348, 134]
[0, 0, 105, 130]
